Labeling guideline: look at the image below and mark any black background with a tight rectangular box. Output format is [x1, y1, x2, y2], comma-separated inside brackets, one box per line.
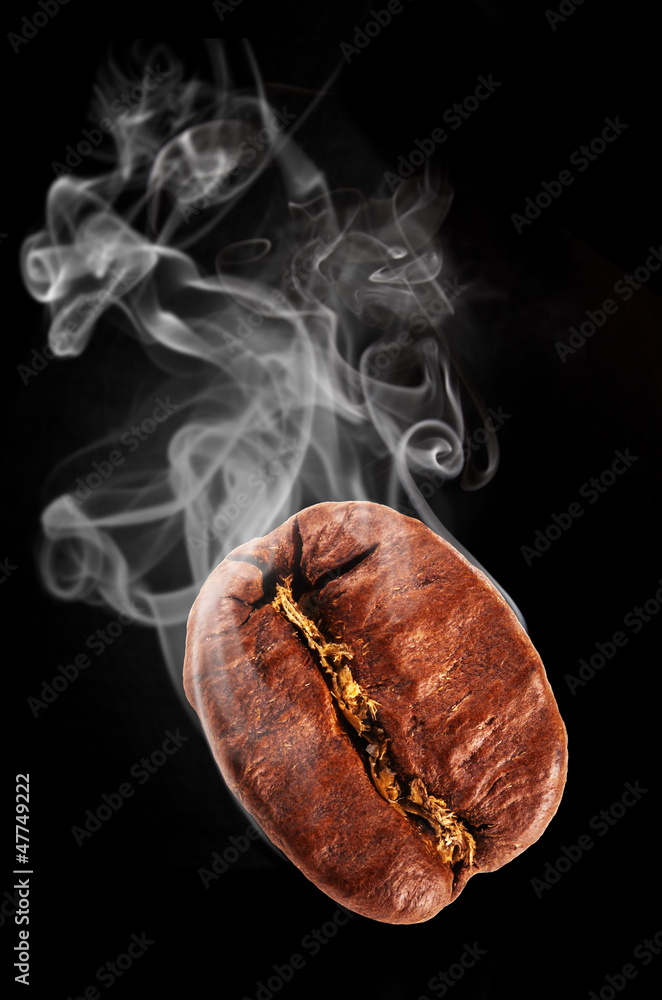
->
[4, 3, 661, 999]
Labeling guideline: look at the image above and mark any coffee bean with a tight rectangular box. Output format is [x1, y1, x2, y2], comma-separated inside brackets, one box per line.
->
[184, 501, 567, 923]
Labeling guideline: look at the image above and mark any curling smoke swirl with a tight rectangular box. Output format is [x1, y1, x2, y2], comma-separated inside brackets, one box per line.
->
[21, 42, 523, 697]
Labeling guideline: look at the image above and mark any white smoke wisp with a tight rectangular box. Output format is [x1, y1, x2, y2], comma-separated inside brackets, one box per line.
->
[20, 42, 523, 698]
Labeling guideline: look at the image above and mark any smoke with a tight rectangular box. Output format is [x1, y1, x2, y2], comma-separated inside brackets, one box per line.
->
[20, 41, 523, 699]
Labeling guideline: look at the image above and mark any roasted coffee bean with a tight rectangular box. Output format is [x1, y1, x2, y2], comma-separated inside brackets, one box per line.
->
[184, 501, 567, 923]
